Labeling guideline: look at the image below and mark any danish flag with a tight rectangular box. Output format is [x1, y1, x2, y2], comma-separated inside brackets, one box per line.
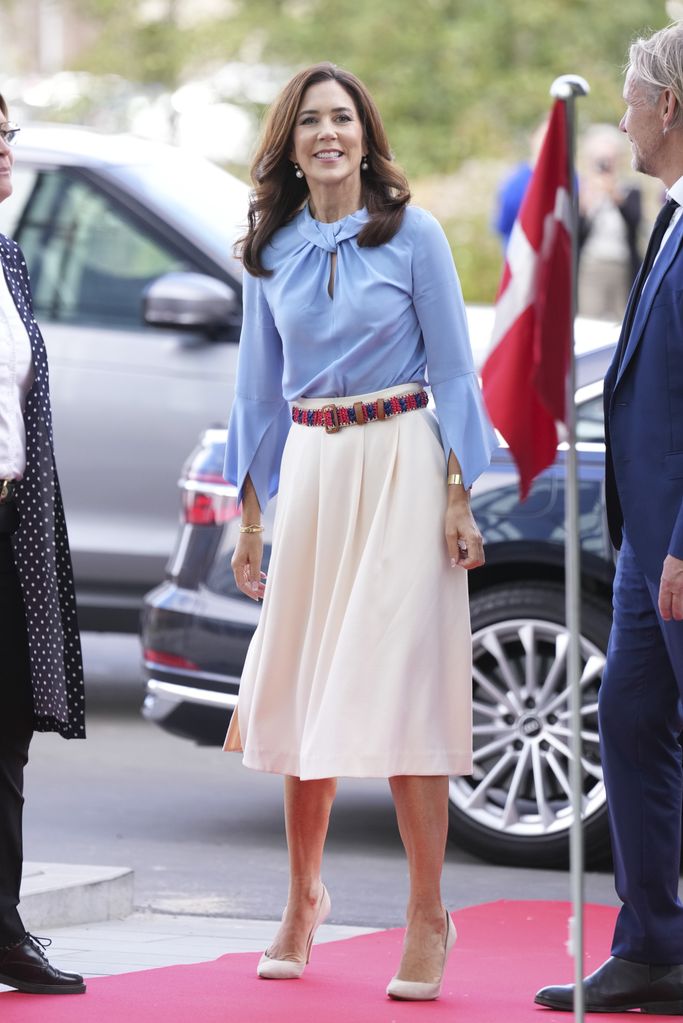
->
[482, 100, 573, 500]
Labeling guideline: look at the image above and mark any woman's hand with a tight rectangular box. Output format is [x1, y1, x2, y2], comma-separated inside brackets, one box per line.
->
[231, 533, 267, 601]
[232, 475, 266, 600]
[445, 492, 485, 570]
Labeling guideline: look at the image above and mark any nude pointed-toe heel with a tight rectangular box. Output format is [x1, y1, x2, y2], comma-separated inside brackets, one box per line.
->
[257, 884, 331, 980]
[386, 911, 457, 1001]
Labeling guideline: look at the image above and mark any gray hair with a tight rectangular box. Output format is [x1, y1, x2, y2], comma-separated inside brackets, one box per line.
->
[628, 22, 683, 126]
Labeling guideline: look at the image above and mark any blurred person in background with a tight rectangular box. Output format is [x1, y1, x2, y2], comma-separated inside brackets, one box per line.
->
[0, 94, 86, 996]
[577, 124, 642, 321]
[224, 62, 497, 1001]
[493, 119, 548, 249]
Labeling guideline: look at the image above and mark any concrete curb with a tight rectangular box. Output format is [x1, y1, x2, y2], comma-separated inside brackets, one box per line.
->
[19, 862, 134, 931]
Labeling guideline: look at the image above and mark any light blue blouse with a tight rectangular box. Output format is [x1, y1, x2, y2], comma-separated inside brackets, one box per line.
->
[225, 203, 498, 510]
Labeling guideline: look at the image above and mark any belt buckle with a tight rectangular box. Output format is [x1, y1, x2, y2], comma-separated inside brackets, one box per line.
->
[321, 403, 341, 434]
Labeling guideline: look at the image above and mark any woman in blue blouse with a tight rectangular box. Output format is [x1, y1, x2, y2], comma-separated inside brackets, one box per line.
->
[224, 62, 497, 1001]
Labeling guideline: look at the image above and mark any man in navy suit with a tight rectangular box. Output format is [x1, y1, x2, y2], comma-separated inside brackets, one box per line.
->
[536, 21, 683, 1014]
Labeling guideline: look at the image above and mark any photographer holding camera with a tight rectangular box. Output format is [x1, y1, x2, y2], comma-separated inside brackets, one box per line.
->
[578, 124, 642, 320]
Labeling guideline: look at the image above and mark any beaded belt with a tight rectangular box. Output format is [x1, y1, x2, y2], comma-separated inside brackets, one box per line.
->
[292, 389, 429, 434]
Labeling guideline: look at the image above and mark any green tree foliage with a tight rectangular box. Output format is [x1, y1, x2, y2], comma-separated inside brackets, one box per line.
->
[193, 0, 666, 174]
[198, 0, 672, 298]
[65, 0, 669, 299]
[66, 0, 187, 87]
[67, 0, 667, 172]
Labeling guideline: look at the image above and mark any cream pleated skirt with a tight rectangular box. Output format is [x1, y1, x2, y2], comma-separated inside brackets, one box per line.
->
[224, 382, 473, 779]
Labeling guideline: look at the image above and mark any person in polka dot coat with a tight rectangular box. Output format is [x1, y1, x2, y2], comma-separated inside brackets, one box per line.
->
[0, 216, 86, 739]
[0, 94, 86, 994]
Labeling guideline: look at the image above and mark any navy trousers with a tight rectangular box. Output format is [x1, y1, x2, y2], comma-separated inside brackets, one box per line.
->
[0, 531, 33, 945]
[599, 534, 683, 963]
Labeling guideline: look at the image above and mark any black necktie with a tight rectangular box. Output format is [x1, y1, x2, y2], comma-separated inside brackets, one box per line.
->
[618, 197, 679, 360]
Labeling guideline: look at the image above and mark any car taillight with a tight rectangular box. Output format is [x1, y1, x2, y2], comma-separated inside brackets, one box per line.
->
[143, 648, 200, 670]
[182, 475, 240, 527]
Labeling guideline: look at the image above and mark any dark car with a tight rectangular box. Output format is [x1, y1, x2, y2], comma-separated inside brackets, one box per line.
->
[141, 324, 618, 870]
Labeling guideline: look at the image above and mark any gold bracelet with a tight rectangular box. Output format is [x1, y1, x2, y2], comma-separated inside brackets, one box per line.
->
[447, 473, 464, 486]
[239, 524, 264, 534]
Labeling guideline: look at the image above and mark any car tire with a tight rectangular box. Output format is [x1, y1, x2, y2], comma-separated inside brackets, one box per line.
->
[448, 581, 612, 869]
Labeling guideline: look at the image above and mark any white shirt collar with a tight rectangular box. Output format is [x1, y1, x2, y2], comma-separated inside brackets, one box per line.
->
[667, 175, 683, 206]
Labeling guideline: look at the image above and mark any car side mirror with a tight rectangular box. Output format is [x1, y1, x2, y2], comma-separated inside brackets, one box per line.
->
[143, 272, 238, 335]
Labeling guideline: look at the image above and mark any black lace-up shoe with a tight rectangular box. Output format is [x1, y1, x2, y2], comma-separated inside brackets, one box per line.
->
[535, 955, 683, 1013]
[0, 933, 86, 994]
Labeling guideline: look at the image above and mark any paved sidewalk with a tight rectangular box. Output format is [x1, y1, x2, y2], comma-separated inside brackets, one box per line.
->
[44, 913, 377, 978]
[0, 861, 378, 994]
[0, 910, 378, 992]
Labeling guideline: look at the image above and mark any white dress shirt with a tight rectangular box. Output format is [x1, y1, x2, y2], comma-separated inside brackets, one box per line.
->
[0, 264, 34, 479]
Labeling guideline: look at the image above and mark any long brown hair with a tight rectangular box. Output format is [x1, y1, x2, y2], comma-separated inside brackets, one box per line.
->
[240, 62, 410, 276]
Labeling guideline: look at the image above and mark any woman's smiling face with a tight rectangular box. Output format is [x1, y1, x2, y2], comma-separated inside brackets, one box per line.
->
[290, 79, 365, 192]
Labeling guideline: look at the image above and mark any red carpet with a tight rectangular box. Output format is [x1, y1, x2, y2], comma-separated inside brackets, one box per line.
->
[0, 900, 676, 1021]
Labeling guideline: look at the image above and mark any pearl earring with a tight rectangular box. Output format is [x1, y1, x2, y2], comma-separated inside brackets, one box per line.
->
[361, 156, 369, 171]
[294, 163, 304, 178]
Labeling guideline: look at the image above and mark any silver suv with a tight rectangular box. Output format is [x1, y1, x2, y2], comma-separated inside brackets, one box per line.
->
[0, 124, 249, 629]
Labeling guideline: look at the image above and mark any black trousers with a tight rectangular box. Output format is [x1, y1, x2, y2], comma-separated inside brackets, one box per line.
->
[0, 524, 33, 945]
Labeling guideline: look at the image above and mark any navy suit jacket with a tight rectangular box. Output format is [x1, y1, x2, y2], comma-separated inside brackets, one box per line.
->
[604, 213, 683, 582]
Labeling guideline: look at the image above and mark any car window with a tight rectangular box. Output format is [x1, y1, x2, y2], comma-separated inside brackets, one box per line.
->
[0, 164, 40, 238]
[112, 156, 248, 276]
[576, 394, 604, 443]
[15, 169, 190, 327]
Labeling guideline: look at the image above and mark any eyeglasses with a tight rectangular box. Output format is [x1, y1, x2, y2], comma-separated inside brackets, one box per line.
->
[0, 123, 20, 146]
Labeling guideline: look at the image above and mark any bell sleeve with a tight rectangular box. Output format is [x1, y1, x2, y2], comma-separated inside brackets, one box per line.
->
[411, 210, 498, 488]
[224, 269, 291, 510]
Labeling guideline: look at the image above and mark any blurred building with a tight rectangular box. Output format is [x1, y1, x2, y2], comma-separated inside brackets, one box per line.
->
[0, 0, 228, 76]
[0, 0, 96, 74]
[0, 0, 272, 164]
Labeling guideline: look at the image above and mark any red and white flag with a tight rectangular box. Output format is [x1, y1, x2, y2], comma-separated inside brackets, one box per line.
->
[482, 100, 573, 499]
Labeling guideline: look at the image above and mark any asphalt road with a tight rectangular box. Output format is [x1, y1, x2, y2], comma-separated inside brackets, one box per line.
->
[22, 634, 619, 929]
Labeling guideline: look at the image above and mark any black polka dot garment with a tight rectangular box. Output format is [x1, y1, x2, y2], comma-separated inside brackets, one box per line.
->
[0, 234, 85, 740]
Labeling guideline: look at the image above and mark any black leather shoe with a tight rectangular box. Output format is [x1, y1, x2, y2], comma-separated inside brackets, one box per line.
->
[0, 933, 86, 994]
[535, 955, 683, 1013]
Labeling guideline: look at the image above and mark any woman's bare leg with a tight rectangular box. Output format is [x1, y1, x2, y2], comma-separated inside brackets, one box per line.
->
[266, 775, 337, 960]
[389, 775, 450, 981]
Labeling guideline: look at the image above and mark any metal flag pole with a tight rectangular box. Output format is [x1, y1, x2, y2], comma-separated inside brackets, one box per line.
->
[550, 72, 590, 1023]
